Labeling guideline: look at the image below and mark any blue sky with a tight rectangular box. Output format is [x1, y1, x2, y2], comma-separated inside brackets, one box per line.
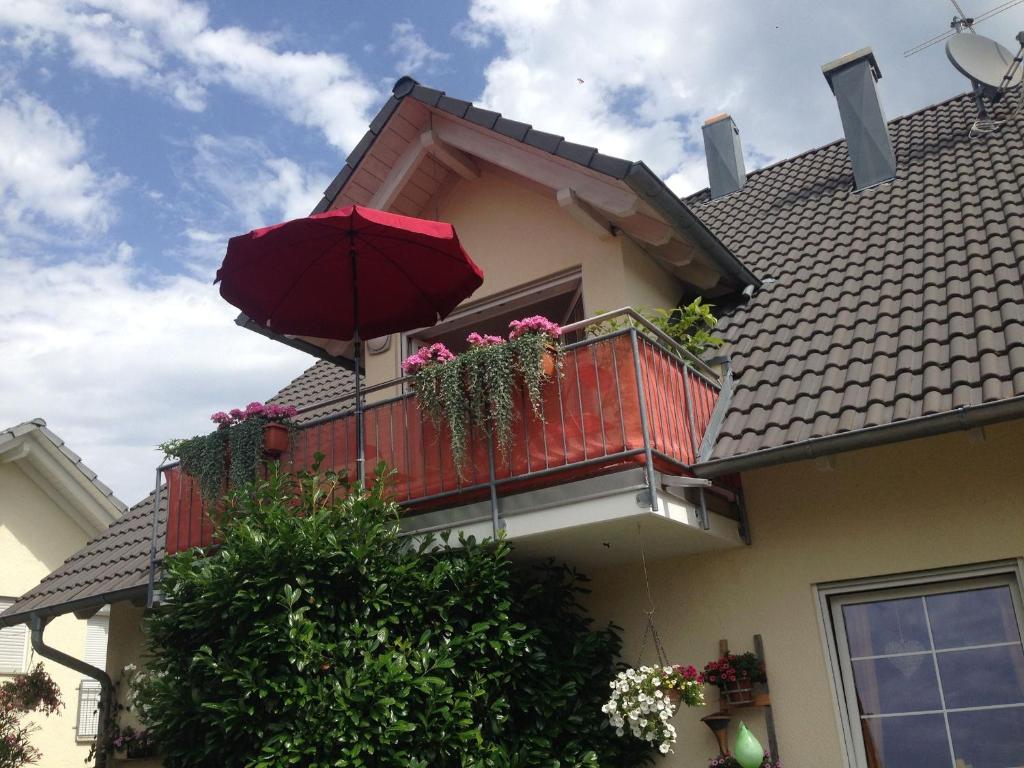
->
[2, 0, 1022, 505]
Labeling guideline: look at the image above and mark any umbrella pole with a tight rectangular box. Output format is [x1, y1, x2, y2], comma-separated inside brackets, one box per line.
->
[354, 330, 365, 486]
[350, 237, 366, 486]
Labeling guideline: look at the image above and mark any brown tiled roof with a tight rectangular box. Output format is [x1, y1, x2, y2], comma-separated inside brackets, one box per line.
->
[0, 490, 165, 625]
[0, 361, 354, 625]
[689, 92, 1024, 470]
[269, 360, 356, 424]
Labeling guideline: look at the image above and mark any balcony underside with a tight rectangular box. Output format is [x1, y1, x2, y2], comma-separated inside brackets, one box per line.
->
[403, 468, 744, 568]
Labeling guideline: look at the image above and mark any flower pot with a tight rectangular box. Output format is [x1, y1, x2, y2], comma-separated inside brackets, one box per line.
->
[126, 742, 157, 759]
[541, 349, 556, 378]
[263, 423, 289, 457]
[664, 687, 682, 708]
[723, 675, 754, 707]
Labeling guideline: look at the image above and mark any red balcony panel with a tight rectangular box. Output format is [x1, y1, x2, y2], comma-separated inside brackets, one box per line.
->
[164, 333, 720, 555]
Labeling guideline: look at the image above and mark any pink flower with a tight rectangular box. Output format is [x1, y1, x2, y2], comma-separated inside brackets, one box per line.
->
[466, 332, 504, 347]
[210, 411, 231, 426]
[508, 315, 561, 340]
[263, 404, 298, 421]
[401, 343, 455, 374]
[229, 408, 244, 420]
[244, 401, 266, 418]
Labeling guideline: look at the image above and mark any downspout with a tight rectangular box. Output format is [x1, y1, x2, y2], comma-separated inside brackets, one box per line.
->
[30, 613, 113, 768]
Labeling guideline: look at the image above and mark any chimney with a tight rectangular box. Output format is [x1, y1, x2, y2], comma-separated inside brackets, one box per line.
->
[822, 47, 896, 190]
[702, 113, 746, 199]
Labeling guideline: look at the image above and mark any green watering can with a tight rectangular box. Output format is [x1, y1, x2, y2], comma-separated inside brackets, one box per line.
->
[734, 722, 765, 768]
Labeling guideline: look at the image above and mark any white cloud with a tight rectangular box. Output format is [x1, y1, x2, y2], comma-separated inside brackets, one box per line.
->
[0, 91, 121, 236]
[0, 0, 381, 149]
[0, 247, 312, 505]
[390, 19, 449, 75]
[461, 0, 1024, 194]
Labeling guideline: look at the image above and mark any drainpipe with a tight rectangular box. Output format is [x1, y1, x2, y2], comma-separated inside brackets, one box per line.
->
[30, 613, 113, 768]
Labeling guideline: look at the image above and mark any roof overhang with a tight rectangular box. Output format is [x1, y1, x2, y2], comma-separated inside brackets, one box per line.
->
[0, 420, 125, 537]
[240, 76, 759, 366]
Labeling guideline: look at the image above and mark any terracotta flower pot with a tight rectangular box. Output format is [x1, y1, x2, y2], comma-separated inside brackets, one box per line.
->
[541, 349, 557, 378]
[263, 422, 289, 457]
[723, 674, 754, 706]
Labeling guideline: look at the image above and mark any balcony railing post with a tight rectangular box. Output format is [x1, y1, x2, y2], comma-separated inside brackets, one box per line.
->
[629, 328, 659, 513]
[486, 431, 502, 538]
[681, 366, 700, 462]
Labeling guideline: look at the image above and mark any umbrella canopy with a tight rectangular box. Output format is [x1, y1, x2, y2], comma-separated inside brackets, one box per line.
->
[216, 205, 484, 343]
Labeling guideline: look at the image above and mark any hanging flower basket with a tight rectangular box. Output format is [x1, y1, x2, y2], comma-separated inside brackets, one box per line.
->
[602, 664, 705, 755]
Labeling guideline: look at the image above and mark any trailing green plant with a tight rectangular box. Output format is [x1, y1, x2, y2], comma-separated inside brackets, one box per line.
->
[158, 402, 297, 504]
[0, 663, 63, 768]
[403, 318, 562, 477]
[589, 299, 723, 357]
[137, 461, 652, 768]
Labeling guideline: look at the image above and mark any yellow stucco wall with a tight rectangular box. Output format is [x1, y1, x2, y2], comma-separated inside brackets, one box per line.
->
[0, 463, 96, 767]
[364, 169, 685, 390]
[106, 602, 160, 768]
[586, 419, 1024, 767]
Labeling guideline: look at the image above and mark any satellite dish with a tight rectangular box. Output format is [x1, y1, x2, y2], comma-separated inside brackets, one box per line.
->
[946, 32, 1023, 98]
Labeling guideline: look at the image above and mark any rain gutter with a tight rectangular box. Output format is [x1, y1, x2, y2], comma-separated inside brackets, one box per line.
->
[30, 614, 113, 768]
[693, 394, 1024, 477]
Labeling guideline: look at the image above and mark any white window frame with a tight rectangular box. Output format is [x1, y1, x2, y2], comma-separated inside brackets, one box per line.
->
[76, 608, 109, 742]
[816, 559, 1024, 768]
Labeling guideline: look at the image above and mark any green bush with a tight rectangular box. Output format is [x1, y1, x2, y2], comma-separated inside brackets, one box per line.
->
[140, 463, 651, 767]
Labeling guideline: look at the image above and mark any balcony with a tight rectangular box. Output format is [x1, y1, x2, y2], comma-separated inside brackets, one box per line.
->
[163, 311, 746, 566]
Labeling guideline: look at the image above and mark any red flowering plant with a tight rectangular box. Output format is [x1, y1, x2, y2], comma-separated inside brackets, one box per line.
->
[158, 400, 300, 506]
[709, 757, 781, 768]
[702, 652, 766, 690]
[405, 317, 565, 477]
[0, 663, 63, 768]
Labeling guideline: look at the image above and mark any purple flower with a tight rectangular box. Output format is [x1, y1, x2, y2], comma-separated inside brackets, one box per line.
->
[210, 411, 232, 426]
[402, 343, 455, 374]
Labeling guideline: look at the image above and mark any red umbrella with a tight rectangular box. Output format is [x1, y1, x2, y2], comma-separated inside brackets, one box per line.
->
[216, 204, 484, 481]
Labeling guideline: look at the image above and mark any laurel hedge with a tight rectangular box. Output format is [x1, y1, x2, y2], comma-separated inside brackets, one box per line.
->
[139, 463, 651, 767]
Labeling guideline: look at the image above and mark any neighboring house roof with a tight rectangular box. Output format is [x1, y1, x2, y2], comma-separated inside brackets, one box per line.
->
[0, 418, 126, 535]
[690, 93, 1024, 473]
[0, 361, 348, 626]
[0, 489, 164, 626]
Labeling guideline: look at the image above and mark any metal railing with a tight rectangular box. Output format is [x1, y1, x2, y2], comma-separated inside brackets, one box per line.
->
[163, 310, 722, 553]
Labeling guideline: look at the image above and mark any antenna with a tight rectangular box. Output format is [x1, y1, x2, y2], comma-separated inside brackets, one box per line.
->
[904, 0, 1024, 57]
[945, 27, 1024, 133]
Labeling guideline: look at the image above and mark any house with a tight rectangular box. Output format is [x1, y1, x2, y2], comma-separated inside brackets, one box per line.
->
[3, 44, 1024, 767]
[0, 419, 124, 766]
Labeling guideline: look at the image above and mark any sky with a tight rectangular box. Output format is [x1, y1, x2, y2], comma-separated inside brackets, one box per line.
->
[2, 0, 1023, 506]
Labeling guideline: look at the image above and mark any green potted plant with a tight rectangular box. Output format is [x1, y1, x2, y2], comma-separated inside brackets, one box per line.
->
[403, 316, 563, 476]
[159, 402, 297, 504]
[702, 652, 766, 707]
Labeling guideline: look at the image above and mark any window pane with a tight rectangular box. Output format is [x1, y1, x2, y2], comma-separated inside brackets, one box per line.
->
[852, 656, 942, 715]
[949, 707, 1024, 768]
[843, 597, 930, 658]
[861, 714, 950, 768]
[927, 586, 1021, 649]
[937, 645, 1024, 709]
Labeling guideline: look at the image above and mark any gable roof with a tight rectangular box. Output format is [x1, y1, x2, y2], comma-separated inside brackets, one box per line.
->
[319, 77, 759, 291]
[0, 418, 126, 534]
[690, 92, 1024, 473]
[0, 361, 353, 626]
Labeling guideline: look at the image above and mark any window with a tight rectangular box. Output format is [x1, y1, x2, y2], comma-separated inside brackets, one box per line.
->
[824, 569, 1024, 768]
[0, 599, 27, 674]
[406, 269, 583, 357]
[76, 611, 109, 741]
